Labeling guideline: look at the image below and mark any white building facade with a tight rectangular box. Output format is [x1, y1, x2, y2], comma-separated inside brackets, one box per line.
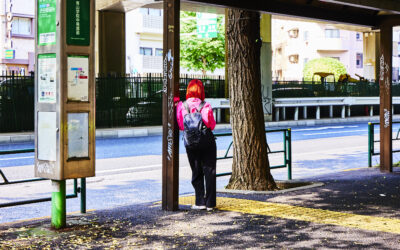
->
[125, 8, 163, 74]
[125, 8, 224, 75]
[272, 18, 364, 81]
[0, 0, 35, 74]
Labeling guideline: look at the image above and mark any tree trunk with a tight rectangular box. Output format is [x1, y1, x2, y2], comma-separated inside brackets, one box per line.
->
[201, 56, 207, 75]
[225, 9, 277, 191]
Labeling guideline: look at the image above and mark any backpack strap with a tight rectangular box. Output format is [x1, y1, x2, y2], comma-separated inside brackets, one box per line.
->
[183, 101, 190, 114]
[197, 101, 205, 112]
[184, 101, 205, 113]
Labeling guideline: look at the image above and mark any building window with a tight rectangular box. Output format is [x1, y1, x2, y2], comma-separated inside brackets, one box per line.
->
[288, 28, 299, 38]
[155, 48, 163, 56]
[149, 8, 162, 16]
[12, 17, 32, 36]
[303, 31, 309, 41]
[140, 8, 162, 16]
[356, 53, 363, 68]
[398, 42, 400, 57]
[325, 29, 340, 38]
[140, 47, 153, 56]
[288, 54, 299, 64]
[139, 8, 149, 15]
[356, 33, 362, 41]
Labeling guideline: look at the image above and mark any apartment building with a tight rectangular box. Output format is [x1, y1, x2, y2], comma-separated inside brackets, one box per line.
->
[393, 27, 400, 83]
[125, 8, 163, 74]
[272, 18, 364, 81]
[0, 0, 35, 74]
[125, 8, 224, 75]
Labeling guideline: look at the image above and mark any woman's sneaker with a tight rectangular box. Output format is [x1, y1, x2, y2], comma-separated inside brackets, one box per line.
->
[206, 207, 215, 211]
[191, 205, 206, 210]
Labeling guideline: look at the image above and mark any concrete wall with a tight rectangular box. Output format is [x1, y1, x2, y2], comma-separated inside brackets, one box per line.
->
[98, 11, 126, 75]
[363, 32, 379, 81]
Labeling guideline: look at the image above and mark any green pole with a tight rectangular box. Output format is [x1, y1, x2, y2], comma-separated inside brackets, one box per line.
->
[283, 129, 287, 168]
[80, 178, 86, 213]
[368, 122, 374, 167]
[287, 128, 292, 180]
[51, 180, 66, 229]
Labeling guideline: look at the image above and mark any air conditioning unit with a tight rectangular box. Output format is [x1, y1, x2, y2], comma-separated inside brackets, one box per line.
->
[288, 28, 299, 38]
[288, 54, 299, 63]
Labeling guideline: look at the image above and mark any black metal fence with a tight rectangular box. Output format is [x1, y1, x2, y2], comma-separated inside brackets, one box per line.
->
[272, 80, 381, 98]
[5, 74, 400, 132]
[0, 73, 34, 132]
[272, 80, 400, 97]
[0, 73, 225, 132]
[96, 74, 226, 128]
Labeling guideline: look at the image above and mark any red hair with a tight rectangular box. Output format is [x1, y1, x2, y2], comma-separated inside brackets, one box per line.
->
[186, 79, 205, 101]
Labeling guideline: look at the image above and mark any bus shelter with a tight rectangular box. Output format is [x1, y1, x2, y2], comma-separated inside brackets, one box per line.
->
[35, 1, 400, 228]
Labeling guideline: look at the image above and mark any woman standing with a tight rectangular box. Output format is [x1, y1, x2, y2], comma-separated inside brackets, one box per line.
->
[176, 79, 217, 211]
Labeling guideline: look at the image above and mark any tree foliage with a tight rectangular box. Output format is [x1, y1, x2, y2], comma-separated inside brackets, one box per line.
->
[180, 11, 225, 74]
[303, 57, 347, 82]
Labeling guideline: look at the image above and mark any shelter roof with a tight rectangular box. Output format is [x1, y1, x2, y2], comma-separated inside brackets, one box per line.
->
[97, 0, 400, 28]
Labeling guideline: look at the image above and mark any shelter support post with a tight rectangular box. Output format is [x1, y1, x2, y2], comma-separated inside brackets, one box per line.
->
[260, 14, 272, 122]
[363, 31, 380, 81]
[379, 22, 393, 173]
[98, 11, 126, 75]
[162, 0, 180, 211]
[303, 106, 307, 119]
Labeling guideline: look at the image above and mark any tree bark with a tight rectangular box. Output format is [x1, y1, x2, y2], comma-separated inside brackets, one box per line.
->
[225, 9, 277, 191]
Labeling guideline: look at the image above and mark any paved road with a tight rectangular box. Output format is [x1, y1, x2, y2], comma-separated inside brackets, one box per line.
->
[2, 122, 399, 168]
[1, 122, 400, 223]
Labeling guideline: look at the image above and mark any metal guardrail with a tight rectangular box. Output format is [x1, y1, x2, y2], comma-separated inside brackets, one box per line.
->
[272, 81, 381, 98]
[0, 148, 86, 212]
[214, 128, 292, 180]
[367, 122, 400, 167]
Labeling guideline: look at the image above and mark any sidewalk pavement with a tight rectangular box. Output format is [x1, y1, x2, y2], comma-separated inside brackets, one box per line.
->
[0, 115, 393, 144]
[1, 167, 399, 249]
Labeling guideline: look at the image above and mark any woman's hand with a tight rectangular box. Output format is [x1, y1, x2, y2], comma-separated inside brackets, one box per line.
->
[174, 97, 180, 107]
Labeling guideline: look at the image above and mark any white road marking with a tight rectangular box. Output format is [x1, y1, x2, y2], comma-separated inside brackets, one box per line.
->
[96, 164, 162, 173]
[293, 146, 365, 156]
[294, 126, 358, 132]
[303, 129, 366, 136]
[0, 156, 34, 161]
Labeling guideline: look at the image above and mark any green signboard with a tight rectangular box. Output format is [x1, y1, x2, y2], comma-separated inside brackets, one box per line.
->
[196, 13, 218, 39]
[38, 0, 57, 46]
[67, 0, 90, 46]
[5, 49, 15, 59]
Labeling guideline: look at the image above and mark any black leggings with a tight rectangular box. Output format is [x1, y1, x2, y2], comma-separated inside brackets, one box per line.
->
[186, 139, 217, 208]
